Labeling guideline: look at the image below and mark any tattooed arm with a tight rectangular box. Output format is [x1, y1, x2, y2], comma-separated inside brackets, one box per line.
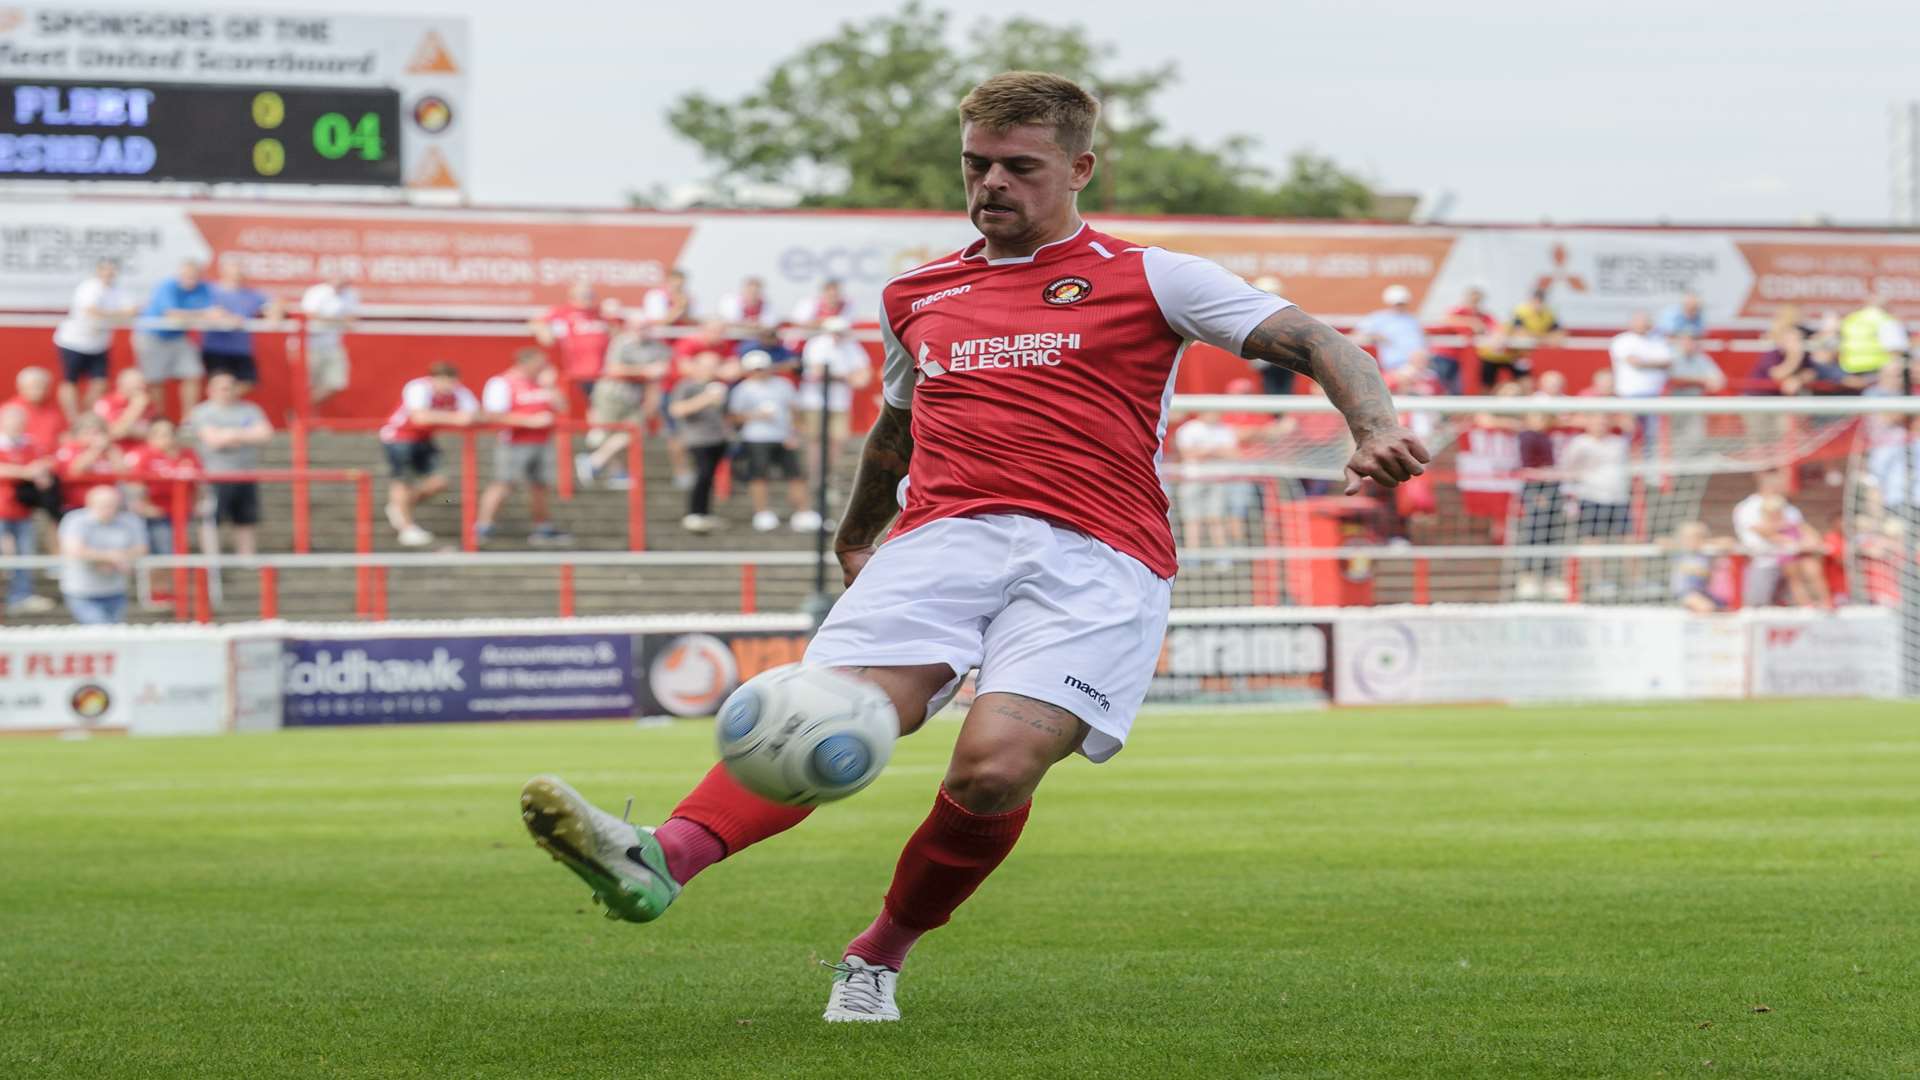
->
[1241, 306, 1432, 494]
[831, 402, 914, 585]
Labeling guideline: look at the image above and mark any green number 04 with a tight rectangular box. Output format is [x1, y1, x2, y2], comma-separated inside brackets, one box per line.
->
[313, 112, 386, 162]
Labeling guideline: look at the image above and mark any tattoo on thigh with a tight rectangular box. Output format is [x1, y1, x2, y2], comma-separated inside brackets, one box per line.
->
[988, 697, 1071, 739]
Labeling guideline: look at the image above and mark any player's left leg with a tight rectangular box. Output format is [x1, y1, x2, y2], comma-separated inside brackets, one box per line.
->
[824, 692, 1081, 1022]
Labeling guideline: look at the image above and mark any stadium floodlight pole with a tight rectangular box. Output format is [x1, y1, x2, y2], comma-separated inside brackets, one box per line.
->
[802, 363, 836, 630]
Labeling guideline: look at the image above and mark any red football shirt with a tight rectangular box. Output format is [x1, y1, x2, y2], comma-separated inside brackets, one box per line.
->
[878, 224, 1289, 578]
[93, 391, 160, 449]
[540, 304, 613, 381]
[2, 396, 67, 457]
[0, 440, 35, 520]
[54, 439, 121, 510]
[124, 444, 202, 520]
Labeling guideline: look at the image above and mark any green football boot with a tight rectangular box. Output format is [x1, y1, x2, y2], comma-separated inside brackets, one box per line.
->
[519, 775, 680, 923]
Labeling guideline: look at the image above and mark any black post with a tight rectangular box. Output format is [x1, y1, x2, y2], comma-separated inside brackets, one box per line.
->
[803, 363, 836, 629]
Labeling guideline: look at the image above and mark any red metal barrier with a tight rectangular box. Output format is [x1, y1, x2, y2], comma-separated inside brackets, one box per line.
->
[740, 563, 758, 614]
[558, 563, 576, 617]
[259, 566, 279, 619]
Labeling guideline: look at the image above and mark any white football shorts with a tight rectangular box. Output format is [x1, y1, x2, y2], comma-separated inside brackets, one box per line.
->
[804, 513, 1172, 762]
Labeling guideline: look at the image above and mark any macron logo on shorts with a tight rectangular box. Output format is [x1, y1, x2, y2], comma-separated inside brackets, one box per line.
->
[1063, 674, 1111, 712]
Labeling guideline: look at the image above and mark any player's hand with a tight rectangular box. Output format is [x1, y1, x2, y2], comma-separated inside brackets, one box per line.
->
[1344, 425, 1431, 495]
[835, 543, 875, 587]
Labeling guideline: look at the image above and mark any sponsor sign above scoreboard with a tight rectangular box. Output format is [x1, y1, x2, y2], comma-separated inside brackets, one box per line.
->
[0, 198, 1915, 324]
[0, 8, 468, 191]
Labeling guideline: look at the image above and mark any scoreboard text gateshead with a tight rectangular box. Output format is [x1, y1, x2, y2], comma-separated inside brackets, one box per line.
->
[0, 79, 402, 186]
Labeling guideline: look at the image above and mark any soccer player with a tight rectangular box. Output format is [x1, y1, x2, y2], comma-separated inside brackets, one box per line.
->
[519, 71, 1429, 1023]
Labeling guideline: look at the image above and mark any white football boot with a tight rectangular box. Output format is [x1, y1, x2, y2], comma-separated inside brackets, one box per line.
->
[822, 955, 901, 1022]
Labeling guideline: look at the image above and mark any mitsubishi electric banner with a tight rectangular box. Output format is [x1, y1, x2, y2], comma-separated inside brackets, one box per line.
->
[1, 197, 1916, 324]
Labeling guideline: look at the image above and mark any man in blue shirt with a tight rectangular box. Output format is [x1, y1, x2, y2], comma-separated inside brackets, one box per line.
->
[134, 260, 216, 412]
[1351, 284, 1428, 373]
[1654, 293, 1708, 339]
[202, 263, 279, 389]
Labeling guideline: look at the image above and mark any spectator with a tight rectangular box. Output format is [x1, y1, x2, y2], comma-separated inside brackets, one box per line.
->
[1173, 411, 1242, 568]
[734, 324, 800, 375]
[1509, 286, 1565, 348]
[1752, 494, 1828, 607]
[1513, 407, 1565, 601]
[1, 367, 66, 526]
[1732, 470, 1811, 607]
[123, 418, 200, 576]
[93, 367, 159, 451]
[1666, 520, 1731, 613]
[797, 316, 873, 493]
[667, 349, 733, 534]
[1837, 288, 1910, 389]
[1350, 284, 1427, 374]
[1455, 384, 1526, 540]
[1248, 276, 1297, 396]
[134, 259, 216, 414]
[0, 404, 55, 615]
[1664, 330, 1727, 451]
[1386, 349, 1444, 398]
[1579, 368, 1615, 398]
[476, 348, 571, 547]
[1534, 370, 1569, 397]
[1562, 414, 1634, 600]
[378, 361, 479, 547]
[1653, 293, 1708, 339]
[1446, 285, 1522, 393]
[717, 276, 773, 334]
[789, 278, 849, 330]
[52, 258, 135, 418]
[1863, 360, 1920, 528]
[1609, 312, 1672, 399]
[642, 267, 695, 326]
[202, 263, 278, 391]
[59, 484, 146, 625]
[728, 350, 815, 532]
[579, 316, 671, 488]
[299, 275, 359, 409]
[1751, 308, 1812, 395]
[53, 413, 124, 516]
[185, 373, 273, 557]
[532, 278, 613, 405]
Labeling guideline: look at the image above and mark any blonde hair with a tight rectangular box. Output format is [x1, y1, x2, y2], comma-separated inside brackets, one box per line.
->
[958, 71, 1100, 156]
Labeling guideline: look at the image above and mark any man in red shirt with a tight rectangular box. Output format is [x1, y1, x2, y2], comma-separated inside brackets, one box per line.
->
[123, 418, 201, 599]
[379, 361, 479, 547]
[475, 348, 571, 546]
[54, 413, 124, 513]
[519, 72, 1428, 1022]
[531, 279, 614, 406]
[93, 367, 160, 451]
[0, 403, 57, 614]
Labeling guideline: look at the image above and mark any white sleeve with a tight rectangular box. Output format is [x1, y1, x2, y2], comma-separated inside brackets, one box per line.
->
[1731, 497, 1762, 547]
[1141, 247, 1291, 356]
[400, 380, 434, 411]
[1882, 319, 1912, 351]
[879, 314, 916, 410]
[717, 294, 743, 323]
[791, 297, 818, 324]
[642, 291, 667, 321]
[456, 386, 480, 412]
[481, 376, 511, 413]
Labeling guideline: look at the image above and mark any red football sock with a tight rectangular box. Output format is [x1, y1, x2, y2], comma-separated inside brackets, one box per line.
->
[659, 763, 813, 883]
[845, 786, 1029, 970]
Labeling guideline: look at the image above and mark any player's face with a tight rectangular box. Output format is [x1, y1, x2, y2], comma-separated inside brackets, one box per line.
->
[962, 123, 1094, 248]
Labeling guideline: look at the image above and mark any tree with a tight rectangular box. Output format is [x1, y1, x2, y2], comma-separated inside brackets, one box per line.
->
[663, 4, 1374, 218]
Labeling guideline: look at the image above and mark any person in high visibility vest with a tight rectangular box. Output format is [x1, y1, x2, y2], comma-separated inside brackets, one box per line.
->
[1837, 289, 1911, 388]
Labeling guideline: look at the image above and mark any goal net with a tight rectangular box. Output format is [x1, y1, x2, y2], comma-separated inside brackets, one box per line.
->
[1161, 390, 1920, 699]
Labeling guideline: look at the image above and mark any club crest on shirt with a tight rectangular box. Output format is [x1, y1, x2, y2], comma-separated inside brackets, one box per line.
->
[1042, 276, 1092, 306]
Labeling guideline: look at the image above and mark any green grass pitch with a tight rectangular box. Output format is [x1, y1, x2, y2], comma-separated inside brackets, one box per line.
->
[2, 701, 1916, 1079]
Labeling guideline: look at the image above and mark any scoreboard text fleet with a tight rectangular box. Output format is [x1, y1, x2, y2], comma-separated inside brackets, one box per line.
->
[0, 79, 403, 186]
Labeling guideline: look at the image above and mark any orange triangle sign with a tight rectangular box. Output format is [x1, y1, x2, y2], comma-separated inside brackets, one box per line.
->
[408, 147, 459, 189]
[406, 31, 460, 74]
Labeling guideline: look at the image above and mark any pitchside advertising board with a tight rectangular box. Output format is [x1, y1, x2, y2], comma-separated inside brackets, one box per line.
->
[0, 633, 228, 734]
[278, 632, 635, 726]
[1, 198, 1918, 324]
[0, 8, 468, 191]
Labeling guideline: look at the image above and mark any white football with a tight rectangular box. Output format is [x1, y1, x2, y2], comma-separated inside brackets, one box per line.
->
[714, 664, 898, 806]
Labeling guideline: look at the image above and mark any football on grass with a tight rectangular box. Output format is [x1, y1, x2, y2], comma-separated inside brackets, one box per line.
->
[714, 664, 898, 805]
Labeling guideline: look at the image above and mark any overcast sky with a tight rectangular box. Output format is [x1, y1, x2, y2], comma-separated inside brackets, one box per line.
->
[257, 0, 1918, 223]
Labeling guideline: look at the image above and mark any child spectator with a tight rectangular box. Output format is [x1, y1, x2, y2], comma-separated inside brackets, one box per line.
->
[123, 419, 201, 603]
[667, 350, 733, 533]
[202, 263, 278, 390]
[53, 413, 124, 515]
[476, 348, 571, 547]
[0, 404, 55, 614]
[379, 362, 479, 547]
[53, 258, 135, 418]
[184, 373, 273, 557]
[728, 350, 814, 532]
[93, 368, 159, 451]
[59, 484, 146, 624]
[1666, 520, 1731, 613]
[134, 260, 216, 414]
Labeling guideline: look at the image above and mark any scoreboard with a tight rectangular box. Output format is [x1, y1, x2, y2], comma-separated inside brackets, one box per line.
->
[1, 79, 403, 186]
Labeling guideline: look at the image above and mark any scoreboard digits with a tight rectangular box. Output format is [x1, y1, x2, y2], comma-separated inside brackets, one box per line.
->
[0, 79, 403, 186]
